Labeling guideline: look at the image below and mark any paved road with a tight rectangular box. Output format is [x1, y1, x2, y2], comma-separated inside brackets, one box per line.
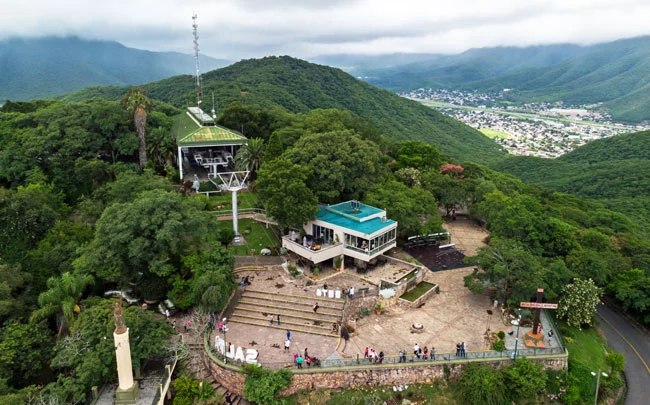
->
[596, 305, 650, 405]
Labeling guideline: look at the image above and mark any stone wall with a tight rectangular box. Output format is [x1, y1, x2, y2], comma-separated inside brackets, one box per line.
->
[206, 350, 567, 398]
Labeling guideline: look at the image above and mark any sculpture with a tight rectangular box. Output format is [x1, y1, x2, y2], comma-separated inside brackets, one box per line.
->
[113, 301, 127, 334]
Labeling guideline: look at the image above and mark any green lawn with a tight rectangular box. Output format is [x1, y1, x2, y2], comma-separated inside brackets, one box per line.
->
[559, 319, 610, 372]
[287, 382, 456, 404]
[216, 218, 279, 256]
[207, 191, 260, 210]
[480, 128, 512, 139]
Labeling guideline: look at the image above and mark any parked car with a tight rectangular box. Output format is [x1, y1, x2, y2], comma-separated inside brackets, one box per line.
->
[103, 290, 140, 306]
[158, 299, 177, 316]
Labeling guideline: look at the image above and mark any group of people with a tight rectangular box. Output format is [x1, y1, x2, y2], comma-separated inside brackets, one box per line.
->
[239, 275, 251, 289]
[364, 347, 385, 364]
[455, 342, 467, 358]
[268, 314, 282, 325]
[411, 343, 435, 361]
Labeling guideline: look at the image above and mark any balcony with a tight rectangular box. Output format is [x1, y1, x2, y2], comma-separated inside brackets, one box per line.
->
[282, 236, 343, 264]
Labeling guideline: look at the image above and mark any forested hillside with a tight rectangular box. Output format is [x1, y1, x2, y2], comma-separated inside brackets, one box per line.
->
[362, 36, 650, 123]
[59, 56, 506, 164]
[491, 130, 650, 229]
[0, 36, 230, 101]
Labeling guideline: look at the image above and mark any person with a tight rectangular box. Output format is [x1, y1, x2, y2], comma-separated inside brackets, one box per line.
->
[451, 208, 457, 221]
[349, 286, 354, 298]
[305, 355, 312, 368]
[548, 329, 554, 342]
[171, 320, 176, 331]
[225, 393, 233, 405]
[461, 342, 467, 358]
[296, 355, 304, 369]
[423, 346, 429, 360]
[218, 321, 223, 333]
[185, 320, 191, 335]
[313, 303, 319, 314]
[240, 279, 246, 289]
[413, 343, 420, 358]
[378, 351, 384, 364]
[291, 230, 296, 242]
[269, 314, 274, 325]
[302, 236, 308, 247]
[277, 314, 281, 325]
[165, 308, 170, 319]
[455, 342, 461, 357]
[287, 330, 291, 341]
[323, 283, 328, 292]
[244, 275, 251, 285]
[364, 347, 369, 359]
[284, 339, 291, 352]
[398, 349, 405, 363]
[304, 348, 308, 359]
[332, 322, 338, 334]
[430, 346, 436, 361]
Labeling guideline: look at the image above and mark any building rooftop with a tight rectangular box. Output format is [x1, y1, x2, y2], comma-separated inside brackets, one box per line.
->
[172, 110, 248, 147]
[316, 202, 395, 235]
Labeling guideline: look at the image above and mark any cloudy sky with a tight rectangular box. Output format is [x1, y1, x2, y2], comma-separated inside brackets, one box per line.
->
[1, 0, 650, 60]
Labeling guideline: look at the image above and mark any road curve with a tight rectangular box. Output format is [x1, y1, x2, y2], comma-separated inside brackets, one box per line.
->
[596, 305, 650, 405]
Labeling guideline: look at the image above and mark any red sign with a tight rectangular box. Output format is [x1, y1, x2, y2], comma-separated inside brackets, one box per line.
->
[520, 302, 558, 309]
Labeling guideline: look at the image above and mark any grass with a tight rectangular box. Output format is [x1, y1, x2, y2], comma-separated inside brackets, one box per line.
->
[559, 319, 610, 372]
[286, 381, 456, 404]
[401, 282, 435, 302]
[216, 218, 279, 256]
[480, 128, 512, 139]
[207, 190, 260, 210]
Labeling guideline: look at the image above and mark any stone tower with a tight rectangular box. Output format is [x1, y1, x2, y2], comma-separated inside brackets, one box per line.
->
[113, 301, 139, 404]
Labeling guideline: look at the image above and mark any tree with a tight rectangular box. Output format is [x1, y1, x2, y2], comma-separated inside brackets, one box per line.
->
[0, 262, 30, 322]
[286, 130, 387, 202]
[121, 88, 153, 168]
[502, 357, 548, 403]
[557, 278, 601, 329]
[390, 140, 441, 170]
[606, 268, 650, 323]
[242, 365, 292, 405]
[75, 190, 209, 283]
[86, 100, 137, 164]
[30, 272, 94, 337]
[0, 320, 53, 388]
[606, 352, 625, 376]
[255, 159, 318, 229]
[454, 363, 506, 405]
[265, 132, 284, 161]
[235, 138, 265, 175]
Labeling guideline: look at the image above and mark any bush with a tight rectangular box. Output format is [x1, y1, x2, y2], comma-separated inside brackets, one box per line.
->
[497, 331, 506, 340]
[453, 364, 506, 405]
[243, 365, 292, 405]
[492, 340, 505, 352]
[219, 228, 235, 245]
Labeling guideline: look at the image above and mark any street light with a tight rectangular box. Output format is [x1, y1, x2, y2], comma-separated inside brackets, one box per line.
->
[513, 309, 522, 360]
[591, 369, 608, 405]
[222, 317, 228, 364]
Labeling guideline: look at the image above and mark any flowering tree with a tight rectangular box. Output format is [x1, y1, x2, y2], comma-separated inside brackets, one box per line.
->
[440, 163, 465, 178]
[557, 278, 601, 329]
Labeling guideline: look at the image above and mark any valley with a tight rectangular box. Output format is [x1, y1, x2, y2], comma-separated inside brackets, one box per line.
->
[404, 89, 649, 157]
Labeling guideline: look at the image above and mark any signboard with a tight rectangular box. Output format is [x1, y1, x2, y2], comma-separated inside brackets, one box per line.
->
[520, 302, 558, 309]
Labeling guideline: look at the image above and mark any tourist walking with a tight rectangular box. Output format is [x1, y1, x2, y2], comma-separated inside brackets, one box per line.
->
[313, 303, 319, 314]
[364, 347, 369, 358]
[287, 330, 291, 341]
[277, 314, 281, 325]
[349, 286, 354, 298]
[413, 343, 420, 359]
[296, 355, 304, 368]
[268, 314, 274, 325]
[431, 346, 436, 360]
[304, 348, 308, 359]
[284, 339, 291, 352]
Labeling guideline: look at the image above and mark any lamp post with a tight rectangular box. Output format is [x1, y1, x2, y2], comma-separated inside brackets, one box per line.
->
[591, 369, 608, 405]
[222, 318, 228, 364]
[513, 309, 522, 360]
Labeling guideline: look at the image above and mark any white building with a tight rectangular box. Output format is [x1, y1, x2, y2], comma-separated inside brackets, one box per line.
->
[282, 201, 397, 269]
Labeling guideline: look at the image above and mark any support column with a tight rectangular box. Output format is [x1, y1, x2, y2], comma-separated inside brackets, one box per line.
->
[113, 302, 139, 404]
[178, 147, 183, 181]
[232, 190, 239, 236]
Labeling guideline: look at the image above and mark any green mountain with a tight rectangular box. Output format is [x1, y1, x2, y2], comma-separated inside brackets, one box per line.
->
[362, 36, 650, 123]
[490, 130, 650, 227]
[0, 36, 231, 101]
[60, 56, 506, 164]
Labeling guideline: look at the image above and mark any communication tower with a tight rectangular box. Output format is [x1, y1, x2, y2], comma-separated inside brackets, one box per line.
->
[192, 13, 202, 108]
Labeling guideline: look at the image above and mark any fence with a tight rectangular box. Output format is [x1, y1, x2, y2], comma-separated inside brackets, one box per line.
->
[151, 356, 178, 405]
[210, 208, 266, 217]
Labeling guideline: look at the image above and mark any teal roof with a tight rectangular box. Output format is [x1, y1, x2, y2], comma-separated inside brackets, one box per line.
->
[315, 204, 396, 235]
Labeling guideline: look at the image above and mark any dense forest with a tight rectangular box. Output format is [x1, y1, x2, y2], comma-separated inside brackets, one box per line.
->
[1, 57, 648, 403]
[55, 56, 506, 165]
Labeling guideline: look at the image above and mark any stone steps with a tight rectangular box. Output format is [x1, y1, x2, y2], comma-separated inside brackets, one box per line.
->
[244, 288, 343, 304]
[228, 317, 337, 337]
[241, 293, 343, 310]
[231, 312, 332, 331]
[237, 300, 341, 317]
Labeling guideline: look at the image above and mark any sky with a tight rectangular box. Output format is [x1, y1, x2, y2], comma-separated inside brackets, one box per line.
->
[1, 0, 650, 60]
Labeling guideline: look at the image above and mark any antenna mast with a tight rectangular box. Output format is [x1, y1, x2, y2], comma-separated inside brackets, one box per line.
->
[192, 13, 202, 108]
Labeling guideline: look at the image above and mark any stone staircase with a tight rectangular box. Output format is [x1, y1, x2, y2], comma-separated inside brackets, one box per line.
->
[230, 289, 345, 337]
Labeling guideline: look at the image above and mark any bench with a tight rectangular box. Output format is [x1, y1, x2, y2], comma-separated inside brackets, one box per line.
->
[439, 243, 456, 249]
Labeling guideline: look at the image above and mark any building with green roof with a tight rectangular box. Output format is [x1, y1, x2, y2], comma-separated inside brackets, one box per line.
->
[282, 201, 398, 268]
[173, 107, 248, 180]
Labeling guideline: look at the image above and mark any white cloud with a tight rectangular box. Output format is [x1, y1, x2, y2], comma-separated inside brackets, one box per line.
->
[0, 0, 649, 59]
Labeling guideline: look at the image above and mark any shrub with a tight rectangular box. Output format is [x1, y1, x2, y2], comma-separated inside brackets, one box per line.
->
[497, 331, 506, 340]
[243, 365, 292, 405]
[453, 364, 506, 405]
[218, 228, 235, 245]
[492, 340, 505, 352]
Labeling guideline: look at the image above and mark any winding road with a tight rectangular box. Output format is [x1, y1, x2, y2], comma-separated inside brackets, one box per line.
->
[596, 305, 650, 405]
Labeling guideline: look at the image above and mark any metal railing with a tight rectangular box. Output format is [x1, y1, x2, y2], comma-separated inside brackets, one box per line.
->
[210, 208, 266, 217]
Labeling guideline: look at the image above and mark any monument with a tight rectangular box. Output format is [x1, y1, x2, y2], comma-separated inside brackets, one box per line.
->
[113, 301, 139, 404]
[520, 288, 558, 349]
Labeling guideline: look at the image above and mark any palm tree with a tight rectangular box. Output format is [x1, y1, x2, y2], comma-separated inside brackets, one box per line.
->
[30, 272, 94, 337]
[235, 138, 265, 178]
[121, 88, 153, 168]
